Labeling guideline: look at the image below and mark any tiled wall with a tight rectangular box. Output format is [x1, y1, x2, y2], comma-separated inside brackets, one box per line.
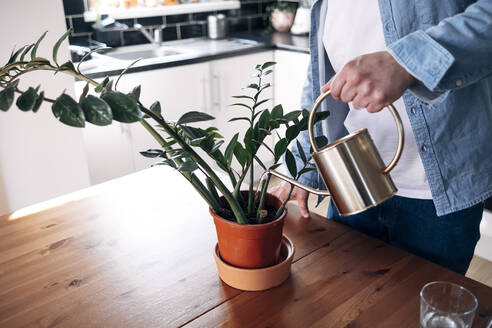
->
[63, 0, 274, 47]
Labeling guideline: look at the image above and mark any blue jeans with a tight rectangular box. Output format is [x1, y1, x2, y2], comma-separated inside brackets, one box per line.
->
[327, 196, 484, 274]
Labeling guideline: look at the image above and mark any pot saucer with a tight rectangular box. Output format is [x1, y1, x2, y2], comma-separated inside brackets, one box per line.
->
[213, 235, 295, 291]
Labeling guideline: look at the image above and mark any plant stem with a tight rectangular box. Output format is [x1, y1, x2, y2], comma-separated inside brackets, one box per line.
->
[274, 184, 294, 219]
[255, 174, 271, 221]
[139, 104, 248, 224]
[140, 118, 221, 210]
[206, 177, 221, 203]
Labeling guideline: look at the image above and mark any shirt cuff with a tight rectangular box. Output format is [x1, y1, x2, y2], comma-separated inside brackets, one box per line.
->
[387, 30, 455, 92]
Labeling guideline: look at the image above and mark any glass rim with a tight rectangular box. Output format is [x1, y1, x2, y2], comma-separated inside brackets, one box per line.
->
[420, 281, 479, 316]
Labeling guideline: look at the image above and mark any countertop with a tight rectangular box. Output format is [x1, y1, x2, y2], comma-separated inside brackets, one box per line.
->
[1, 166, 491, 327]
[77, 31, 309, 79]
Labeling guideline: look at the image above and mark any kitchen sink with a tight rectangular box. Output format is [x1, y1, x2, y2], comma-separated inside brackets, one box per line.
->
[101, 38, 262, 62]
[77, 38, 265, 76]
[104, 45, 182, 61]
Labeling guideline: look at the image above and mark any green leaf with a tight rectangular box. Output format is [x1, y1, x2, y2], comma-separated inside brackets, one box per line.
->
[285, 149, 297, 178]
[245, 83, 259, 90]
[298, 167, 316, 176]
[128, 85, 141, 101]
[140, 149, 165, 158]
[261, 61, 276, 70]
[271, 104, 283, 120]
[296, 140, 307, 163]
[229, 103, 252, 110]
[0, 82, 16, 111]
[177, 111, 215, 125]
[101, 91, 143, 123]
[262, 69, 274, 76]
[232, 95, 254, 101]
[225, 133, 239, 168]
[8, 45, 27, 65]
[234, 143, 247, 167]
[32, 91, 44, 113]
[283, 110, 302, 122]
[95, 77, 109, 93]
[149, 101, 162, 117]
[315, 136, 329, 149]
[210, 140, 224, 153]
[80, 83, 89, 102]
[80, 95, 113, 126]
[180, 125, 205, 140]
[228, 117, 251, 124]
[314, 110, 330, 123]
[59, 61, 76, 72]
[257, 109, 270, 130]
[31, 31, 47, 60]
[190, 136, 207, 146]
[53, 28, 72, 66]
[20, 44, 34, 62]
[52, 93, 85, 127]
[244, 127, 254, 154]
[16, 87, 37, 111]
[178, 160, 198, 173]
[253, 98, 269, 110]
[153, 159, 177, 169]
[286, 124, 300, 142]
[274, 138, 288, 160]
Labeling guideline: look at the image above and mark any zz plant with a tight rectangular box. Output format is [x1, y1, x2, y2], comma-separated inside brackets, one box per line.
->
[0, 29, 329, 224]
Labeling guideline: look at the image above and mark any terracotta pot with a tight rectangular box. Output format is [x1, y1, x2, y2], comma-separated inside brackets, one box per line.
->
[210, 192, 286, 268]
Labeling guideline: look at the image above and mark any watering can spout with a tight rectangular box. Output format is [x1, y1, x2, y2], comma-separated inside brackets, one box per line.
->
[261, 170, 331, 196]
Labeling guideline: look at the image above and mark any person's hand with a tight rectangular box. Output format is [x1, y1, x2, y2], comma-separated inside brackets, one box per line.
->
[321, 51, 417, 113]
[271, 182, 310, 219]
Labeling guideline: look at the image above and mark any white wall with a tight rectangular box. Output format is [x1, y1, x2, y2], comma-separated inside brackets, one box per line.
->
[0, 0, 90, 215]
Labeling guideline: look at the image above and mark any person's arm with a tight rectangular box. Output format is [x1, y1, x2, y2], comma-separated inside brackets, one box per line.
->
[387, 0, 492, 102]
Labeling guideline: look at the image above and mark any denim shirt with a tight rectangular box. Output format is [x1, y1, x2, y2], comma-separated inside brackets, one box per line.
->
[293, 0, 492, 216]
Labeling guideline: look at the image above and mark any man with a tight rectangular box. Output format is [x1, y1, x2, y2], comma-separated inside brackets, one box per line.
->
[273, 0, 492, 274]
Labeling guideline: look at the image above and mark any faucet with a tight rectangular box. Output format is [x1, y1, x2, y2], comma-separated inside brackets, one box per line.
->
[134, 23, 166, 46]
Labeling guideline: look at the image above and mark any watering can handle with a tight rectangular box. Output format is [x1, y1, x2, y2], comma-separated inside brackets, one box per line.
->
[307, 90, 404, 174]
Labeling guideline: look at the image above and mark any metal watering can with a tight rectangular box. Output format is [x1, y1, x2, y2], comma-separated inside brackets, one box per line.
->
[264, 90, 404, 216]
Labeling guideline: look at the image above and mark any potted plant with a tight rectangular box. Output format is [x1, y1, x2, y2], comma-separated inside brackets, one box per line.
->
[0, 30, 329, 289]
[266, 2, 298, 33]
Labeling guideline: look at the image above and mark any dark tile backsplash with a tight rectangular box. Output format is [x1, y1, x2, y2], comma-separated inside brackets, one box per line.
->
[63, 0, 270, 48]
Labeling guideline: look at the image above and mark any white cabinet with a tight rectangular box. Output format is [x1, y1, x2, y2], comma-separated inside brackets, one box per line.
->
[76, 50, 309, 185]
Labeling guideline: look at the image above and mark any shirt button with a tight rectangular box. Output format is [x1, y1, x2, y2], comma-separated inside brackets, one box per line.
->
[384, 22, 392, 32]
[410, 107, 417, 114]
[456, 79, 463, 87]
[421, 144, 427, 152]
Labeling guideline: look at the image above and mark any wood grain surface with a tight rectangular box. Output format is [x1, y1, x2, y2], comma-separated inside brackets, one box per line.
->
[0, 167, 491, 327]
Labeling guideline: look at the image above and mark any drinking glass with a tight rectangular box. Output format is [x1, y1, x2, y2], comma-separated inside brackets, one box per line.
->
[420, 281, 478, 328]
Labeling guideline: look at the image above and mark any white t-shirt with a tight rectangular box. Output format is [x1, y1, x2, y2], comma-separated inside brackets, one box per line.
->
[322, 0, 432, 199]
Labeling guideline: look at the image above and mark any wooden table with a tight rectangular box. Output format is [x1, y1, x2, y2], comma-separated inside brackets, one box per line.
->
[1, 167, 491, 327]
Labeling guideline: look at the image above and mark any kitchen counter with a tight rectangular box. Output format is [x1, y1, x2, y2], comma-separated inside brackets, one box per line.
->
[77, 31, 309, 79]
[1, 166, 491, 327]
